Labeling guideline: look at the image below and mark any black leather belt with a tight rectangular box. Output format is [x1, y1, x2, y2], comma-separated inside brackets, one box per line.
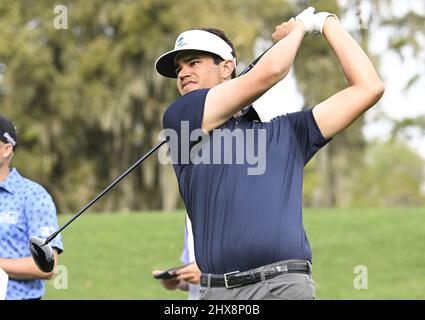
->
[201, 260, 311, 289]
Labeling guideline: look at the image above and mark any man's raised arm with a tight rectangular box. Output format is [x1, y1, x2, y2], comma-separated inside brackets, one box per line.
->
[312, 16, 385, 139]
[202, 20, 305, 132]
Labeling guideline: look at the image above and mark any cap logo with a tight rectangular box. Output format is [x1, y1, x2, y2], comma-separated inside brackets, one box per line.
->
[176, 36, 186, 48]
[3, 132, 16, 146]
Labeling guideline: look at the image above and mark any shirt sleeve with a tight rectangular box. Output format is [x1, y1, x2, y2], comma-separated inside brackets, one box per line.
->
[162, 89, 208, 164]
[25, 187, 64, 253]
[286, 109, 331, 164]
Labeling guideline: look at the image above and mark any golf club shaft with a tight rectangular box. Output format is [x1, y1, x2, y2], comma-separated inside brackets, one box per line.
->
[238, 44, 275, 76]
[43, 45, 275, 245]
[44, 140, 167, 244]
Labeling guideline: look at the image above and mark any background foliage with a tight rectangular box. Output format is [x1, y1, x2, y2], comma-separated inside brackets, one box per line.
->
[0, 0, 424, 213]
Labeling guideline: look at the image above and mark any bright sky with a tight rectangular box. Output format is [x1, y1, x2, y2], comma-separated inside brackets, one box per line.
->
[253, 0, 425, 158]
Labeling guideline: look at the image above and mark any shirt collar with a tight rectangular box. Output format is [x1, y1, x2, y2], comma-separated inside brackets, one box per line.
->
[231, 105, 262, 130]
[0, 167, 21, 194]
[239, 105, 262, 123]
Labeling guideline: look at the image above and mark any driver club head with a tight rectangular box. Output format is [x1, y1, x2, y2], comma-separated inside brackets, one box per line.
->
[29, 237, 55, 273]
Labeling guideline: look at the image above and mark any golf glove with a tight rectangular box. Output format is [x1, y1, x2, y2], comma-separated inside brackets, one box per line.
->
[295, 7, 339, 35]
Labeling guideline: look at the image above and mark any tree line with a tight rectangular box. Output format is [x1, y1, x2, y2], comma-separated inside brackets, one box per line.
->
[0, 0, 423, 213]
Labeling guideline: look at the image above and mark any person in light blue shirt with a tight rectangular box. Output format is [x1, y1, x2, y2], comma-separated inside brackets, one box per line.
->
[0, 115, 63, 300]
[179, 216, 200, 300]
[152, 215, 201, 300]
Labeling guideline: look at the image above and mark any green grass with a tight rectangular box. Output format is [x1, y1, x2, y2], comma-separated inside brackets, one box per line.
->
[305, 207, 425, 299]
[44, 208, 425, 299]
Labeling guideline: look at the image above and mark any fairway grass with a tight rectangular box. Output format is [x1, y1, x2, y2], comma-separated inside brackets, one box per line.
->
[44, 208, 425, 300]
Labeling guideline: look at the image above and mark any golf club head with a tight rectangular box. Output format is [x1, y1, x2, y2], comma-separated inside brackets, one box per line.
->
[29, 237, 55, 273]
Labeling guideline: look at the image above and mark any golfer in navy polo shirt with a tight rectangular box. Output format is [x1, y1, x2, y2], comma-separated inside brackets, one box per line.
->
[0, 115, 63, 300]
[155, 7, 384, 299]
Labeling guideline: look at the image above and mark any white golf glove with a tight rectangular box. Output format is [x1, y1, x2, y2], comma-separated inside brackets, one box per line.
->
[295, 6, 339, 35]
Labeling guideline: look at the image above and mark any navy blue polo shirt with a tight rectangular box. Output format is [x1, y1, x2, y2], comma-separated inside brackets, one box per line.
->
[163, 89, 330, 274]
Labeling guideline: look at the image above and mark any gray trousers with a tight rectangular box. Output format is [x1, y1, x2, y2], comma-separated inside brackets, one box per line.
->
[199, 264, 316, 300]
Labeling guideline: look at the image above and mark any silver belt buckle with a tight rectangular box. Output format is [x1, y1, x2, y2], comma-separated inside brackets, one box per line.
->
[223, 270, 240, 289]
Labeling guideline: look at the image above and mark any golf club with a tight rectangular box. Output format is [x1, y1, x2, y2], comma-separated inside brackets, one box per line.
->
[238, 44, 274, 76]
[30, 44, 275, 273]
[29, 140, 166, 272]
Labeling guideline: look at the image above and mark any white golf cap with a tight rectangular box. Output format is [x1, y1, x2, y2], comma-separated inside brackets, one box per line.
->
[155, 29, 237, 78]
